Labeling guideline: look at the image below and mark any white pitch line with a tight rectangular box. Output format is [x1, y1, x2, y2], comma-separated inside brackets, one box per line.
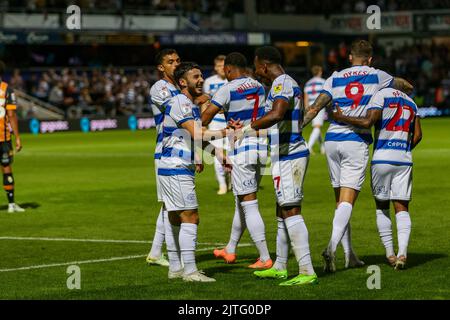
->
[0, 243, 253, 273]
[0, 236, 227, 247]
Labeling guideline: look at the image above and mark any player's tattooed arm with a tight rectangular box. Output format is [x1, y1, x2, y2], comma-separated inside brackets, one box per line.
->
[332, 105, 382, 129]
[201, 103, 221, 127]
[392, 77, 414, 95]
[411, 116, 423, 150]
[303, 93, 331, 127]
[7, 109, 21, 152]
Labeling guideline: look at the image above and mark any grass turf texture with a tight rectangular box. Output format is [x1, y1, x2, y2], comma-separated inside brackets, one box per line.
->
[0, 118, 448, 300]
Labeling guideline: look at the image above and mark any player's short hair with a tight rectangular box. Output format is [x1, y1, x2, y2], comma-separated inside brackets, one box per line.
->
[214, 55, 226, 64]
[311, 65, 322, 76]
[255, 46, 282, 64]
[155, 48, 178, 65]
[224, 52, 247, 69]
[174, 62, 201, 85]
[0, 60, 5, 76]
[350, 40, 373, 59]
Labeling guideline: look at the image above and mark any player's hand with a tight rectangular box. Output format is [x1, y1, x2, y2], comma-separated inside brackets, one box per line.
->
[15, 137, 22, 153]
[195, 163, 204, 173]
[227, 118, 243, 130]
[332, 104, 344, 121]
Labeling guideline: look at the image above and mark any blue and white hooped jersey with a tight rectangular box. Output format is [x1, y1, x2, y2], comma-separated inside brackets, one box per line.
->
[370, 88, 418, 166]
[203, 74, 227, 125]
[322, 65, 394, 144]
[266, 74, 308, 160]
[149, 79, 180, 160]
[304, 76, 325, 106]
[211, 76, 266, 156]
[158, 94, 201, 175]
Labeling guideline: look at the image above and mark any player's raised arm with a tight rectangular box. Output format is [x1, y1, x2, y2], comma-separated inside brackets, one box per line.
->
[411, 116, 423, 150]
[331, 106, 382, 129]
[303, 92, 332, 127]
[392, 77, 414, 95]
[201, 103, 221, 127]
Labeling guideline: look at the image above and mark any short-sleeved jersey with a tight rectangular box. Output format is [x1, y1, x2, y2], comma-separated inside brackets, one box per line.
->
[203, 74, 228, 125]
[322, 66, 394, 144]
[158, 94, 201, 174]
[211, 77, 266, 155]
[0, 82, 17, 142]
[149, 79, 180, 159]
[370, 88, 418, 166]
[265, 74, 308, 160]
[304, 76, 325, 106]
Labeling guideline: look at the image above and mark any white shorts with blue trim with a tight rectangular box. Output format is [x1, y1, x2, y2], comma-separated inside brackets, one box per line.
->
[208, 114, 229, 150]
[154, 158, 163, 202]
[271, 151, 309, 207]
[229, 147, 266, 196]
[371, 163, 412, 201]
[158, 167, 198, 211]
[324, 140, 369, 191]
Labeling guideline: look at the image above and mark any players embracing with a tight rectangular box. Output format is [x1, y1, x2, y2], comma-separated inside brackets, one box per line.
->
[304, 40, 415, 271]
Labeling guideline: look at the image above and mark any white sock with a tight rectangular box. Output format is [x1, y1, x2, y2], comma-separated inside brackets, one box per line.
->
[308, 127, 321, 150]
[396, 211, 412, 257]
[179, 223, 198, 275]
[214, 157, 227, 188]
[241, 199, 271, 262]
[285, 215, 315, 275]
[376, 209, 395, 257]
[225, 197, 246, 254]
[329, 202, 353, 253]
[164, 219, 182, 272]
[149, 207, 166, 258]
[340, 223, 354, 258]
[273, 217, 289, 271]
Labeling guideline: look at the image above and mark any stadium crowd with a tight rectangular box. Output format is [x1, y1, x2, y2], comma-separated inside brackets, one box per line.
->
[9, 68, 159, 118]
[6, 0, 449, 14]
[6, 41, 449, 118]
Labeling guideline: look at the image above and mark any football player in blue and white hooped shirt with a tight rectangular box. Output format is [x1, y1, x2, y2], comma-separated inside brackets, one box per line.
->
[332, 88, 422, 270]
[303, 40, 414, 272]
[159, 62, 232, 282]
[235, 46, 317, 285]
[202, 55, 229, 195]
[304, 65, 326, 154]
[201, 52, 273, 269]
[147, 49, 180, 267]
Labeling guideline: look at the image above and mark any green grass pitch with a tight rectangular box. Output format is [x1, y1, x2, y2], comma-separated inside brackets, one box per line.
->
[0, 118, 449, 300]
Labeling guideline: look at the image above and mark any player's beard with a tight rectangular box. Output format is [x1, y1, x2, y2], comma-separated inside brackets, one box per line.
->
[188, 83, 203, 98]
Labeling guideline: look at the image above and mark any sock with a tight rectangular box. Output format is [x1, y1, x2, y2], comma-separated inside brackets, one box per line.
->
[329, 202, 353, 253]
[273, 217, 289, 271]
[396, 211, 412, 257]
[149, 207, 166, 258]
[376, 209, 395, 257]
[179, 223, 198, 275]
[241, 199, 271, 262]
[214, 157, 227, 188]
[340, 223, 354, 258]
[225, 197, 246, 254]
[164, 218, 182, 273]
[308, 127, 321, 150]
[285, 215, 315, 275]
[3, 173, 14, 204]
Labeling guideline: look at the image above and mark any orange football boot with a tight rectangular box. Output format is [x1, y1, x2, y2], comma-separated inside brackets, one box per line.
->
[248, 258, 273, 269]
[213, 248, 237, 264]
